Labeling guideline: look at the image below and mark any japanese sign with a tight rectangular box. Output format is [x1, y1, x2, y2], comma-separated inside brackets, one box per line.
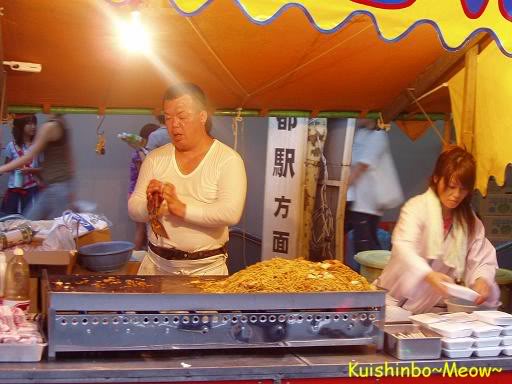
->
[262, 117, 308, 260]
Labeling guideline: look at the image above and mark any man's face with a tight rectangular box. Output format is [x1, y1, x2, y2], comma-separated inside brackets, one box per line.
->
[163, 94, 207, 151]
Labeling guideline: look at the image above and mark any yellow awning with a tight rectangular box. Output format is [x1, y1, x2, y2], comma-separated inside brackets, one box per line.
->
[449, 43, 512, 195]
[172, 0, 512, 56]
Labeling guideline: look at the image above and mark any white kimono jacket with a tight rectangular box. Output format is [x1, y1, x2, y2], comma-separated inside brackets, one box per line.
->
[375, 191, 500, 314]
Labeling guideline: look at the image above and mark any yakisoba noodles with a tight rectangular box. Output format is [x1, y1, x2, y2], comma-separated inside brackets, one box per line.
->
[195, 258, 374, 293]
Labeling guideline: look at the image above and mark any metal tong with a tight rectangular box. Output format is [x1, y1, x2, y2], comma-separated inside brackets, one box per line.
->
[148, 191, 169, 239]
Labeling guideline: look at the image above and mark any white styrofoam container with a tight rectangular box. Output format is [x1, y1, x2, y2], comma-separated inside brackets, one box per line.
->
[442, 282, 479, 302]
[472, 336, 502, 348]
[473, 346, 502, 357]
[429, 322, 473, 338]
[442, 337, 474, 350]
[470, 321, 503, 338]
[503, 346, 512, 356]
[501, 325, 512, 336]
[409, 313, 445, 327]
[442, 348, 474, 358]
[441, 312, 477, 322]
[502, 335, 512, 346]
[474, 311, 512, 326]
[0, 343, 47, 362]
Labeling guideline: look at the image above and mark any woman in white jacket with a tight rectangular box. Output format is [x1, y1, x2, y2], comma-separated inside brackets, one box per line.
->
[375, 146, 500, 316]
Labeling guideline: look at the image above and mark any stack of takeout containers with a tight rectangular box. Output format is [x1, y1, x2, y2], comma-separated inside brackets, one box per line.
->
[409, 311, 512, 358]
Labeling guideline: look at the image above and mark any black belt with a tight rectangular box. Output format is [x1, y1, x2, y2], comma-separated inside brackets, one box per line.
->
[148, 242, 227, 261]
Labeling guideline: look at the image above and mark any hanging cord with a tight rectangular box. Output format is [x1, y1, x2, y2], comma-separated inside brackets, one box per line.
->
[311, 144, 334, 260]
[95, 115, 106, 155]
[232, 108, 243, 152]
[377, 113, 391, 131]
[231, 107, 248, 267]
[407, 88, 447, 145]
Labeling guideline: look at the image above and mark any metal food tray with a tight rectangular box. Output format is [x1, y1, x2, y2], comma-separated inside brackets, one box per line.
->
[43, 274, 386, 359]
[0, 342, 47, 362]
[385, 323, 442, 360]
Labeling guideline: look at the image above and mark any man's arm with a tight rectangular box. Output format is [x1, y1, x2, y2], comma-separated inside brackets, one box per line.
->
[128, 154, 153, 222]
[185, 155, 247, 227]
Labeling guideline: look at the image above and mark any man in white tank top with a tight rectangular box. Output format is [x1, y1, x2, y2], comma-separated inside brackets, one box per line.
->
[128, 83, 247, 276]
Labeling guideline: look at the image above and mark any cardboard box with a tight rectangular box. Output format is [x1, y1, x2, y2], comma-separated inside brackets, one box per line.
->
[483, 216, 512, 241]
[76, 228, 111, 249]
[479, 194, 512, 216]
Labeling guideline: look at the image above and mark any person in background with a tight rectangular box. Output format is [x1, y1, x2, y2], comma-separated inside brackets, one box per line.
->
[128, 82, 247, 276]
[1, 115, 42, 214]
[375, 146, 500, 319]
[0, 115, 74, 220]
[145, 114, 171, 151]
[129, 123, 159, 250]
[345, 118, 403, 253]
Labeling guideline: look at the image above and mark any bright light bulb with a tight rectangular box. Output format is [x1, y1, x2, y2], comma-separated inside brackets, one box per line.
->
[117, 11, 151, 53]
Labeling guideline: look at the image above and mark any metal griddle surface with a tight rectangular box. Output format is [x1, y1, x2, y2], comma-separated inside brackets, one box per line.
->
[46, 275, 386, 312]
[48, 275, 215, 294]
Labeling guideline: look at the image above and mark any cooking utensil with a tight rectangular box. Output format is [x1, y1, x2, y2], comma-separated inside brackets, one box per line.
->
[148, 191, 169, 239]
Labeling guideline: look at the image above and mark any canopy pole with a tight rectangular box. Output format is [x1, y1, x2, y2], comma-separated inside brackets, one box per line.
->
[461, 45, 478, 152]
[335, 118, 356, 263]
[443, 114, 452, 147]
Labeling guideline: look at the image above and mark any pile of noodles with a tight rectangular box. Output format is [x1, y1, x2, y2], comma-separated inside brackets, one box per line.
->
[195, 258, 375, 293]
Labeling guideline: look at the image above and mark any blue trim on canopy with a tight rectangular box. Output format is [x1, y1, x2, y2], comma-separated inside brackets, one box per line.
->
[167, 0, 512, 57]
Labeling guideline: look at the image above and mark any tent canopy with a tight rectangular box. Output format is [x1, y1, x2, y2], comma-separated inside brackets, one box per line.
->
[1, 0, 469, 116]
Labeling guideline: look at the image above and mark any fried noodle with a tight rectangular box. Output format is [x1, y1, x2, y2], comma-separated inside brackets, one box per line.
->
[195, 258, 374, 293]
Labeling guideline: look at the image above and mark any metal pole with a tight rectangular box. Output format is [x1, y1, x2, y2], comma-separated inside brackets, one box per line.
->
[335, 118, 356, 262]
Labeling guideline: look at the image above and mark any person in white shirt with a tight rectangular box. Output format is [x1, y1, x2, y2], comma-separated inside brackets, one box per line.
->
[128, 83, 247, 276]
[345, 119, 403, 253]
[375, 146, 499, 319]
[145, 115, 171, 151]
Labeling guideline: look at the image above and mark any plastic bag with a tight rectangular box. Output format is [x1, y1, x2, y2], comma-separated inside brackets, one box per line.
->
[41, 224, 76, 251]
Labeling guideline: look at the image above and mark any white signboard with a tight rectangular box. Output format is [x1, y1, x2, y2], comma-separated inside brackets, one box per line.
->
[261, 117, 308, 260]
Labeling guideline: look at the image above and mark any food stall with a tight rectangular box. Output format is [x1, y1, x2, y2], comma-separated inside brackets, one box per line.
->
[1, 0, 512, 382]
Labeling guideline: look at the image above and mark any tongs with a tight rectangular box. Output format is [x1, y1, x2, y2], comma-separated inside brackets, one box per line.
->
[148, 191, 169, 239]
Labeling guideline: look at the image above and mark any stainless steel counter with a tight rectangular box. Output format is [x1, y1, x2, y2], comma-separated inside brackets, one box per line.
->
[0, 347, 511, 383]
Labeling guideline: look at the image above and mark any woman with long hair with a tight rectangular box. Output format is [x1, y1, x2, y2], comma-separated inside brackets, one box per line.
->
[375, 145, 500, 316]
[1, 115, 41, 214]
[0, 115, 74, 220]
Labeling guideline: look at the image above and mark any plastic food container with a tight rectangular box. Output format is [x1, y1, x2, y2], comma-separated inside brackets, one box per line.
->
[429, 322, 473, 338]
[474, 311, 512, 326]
[443, 348, 473, 358]
[501, 325, 512, 336]
[384, 324, 442, 360]
[0, 342, 47, 362]
[440, 312, 477, 322]
[472, 336, 502, 348]
[442, 282, 479, 302]
[503, 346, 512, 356]
[470, 321, 503, 338]
[502, 335, 512, 346]
[409, 313, 445, 327]
[473, 346, 502, 357]
[442, 337, 474, 350]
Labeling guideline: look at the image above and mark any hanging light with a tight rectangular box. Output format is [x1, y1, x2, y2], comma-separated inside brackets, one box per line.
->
[117, 10, 151, 53]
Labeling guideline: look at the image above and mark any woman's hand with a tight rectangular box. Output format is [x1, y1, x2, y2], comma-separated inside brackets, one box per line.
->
[424, 271, 454, 296]
[471, 278, 491, 305]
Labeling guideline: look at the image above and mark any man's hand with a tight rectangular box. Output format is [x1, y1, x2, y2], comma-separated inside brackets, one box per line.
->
[471, 278, 491, 305]
[160, 182, 186, 218]
[146, 179, 164, 213]
[424, 271, 454, 297]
